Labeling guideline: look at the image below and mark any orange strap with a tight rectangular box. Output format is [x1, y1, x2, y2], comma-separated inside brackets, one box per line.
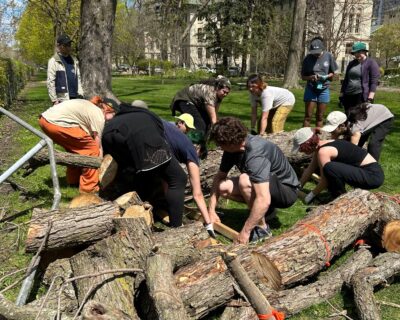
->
[300, 223, 331, 267]
[258, 309, 285, 320]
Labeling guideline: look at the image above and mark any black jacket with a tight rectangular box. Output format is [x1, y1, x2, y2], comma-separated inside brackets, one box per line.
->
[102, 104, 171, 173]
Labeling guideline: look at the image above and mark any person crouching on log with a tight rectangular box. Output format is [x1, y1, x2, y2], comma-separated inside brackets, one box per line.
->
[293, 127, 384, 205]
[39, 97, 115, 193]
[208, 117, 300, 244]
[102, 101, 187, 227]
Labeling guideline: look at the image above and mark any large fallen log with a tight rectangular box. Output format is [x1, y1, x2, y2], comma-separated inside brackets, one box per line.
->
[352, 252, 400, 320]
[144, 253, 190, 320]
[174, 190, 383, 318]
[25, 202, 120, 252]
[69, 218, 153, 319]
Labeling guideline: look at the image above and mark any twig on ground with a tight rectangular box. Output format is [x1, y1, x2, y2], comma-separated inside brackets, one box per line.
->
[4, 222, 21, 249]
[377, 300, 400, 309]
[0, 275, 25, 294]
[72, 283, 97, 320]
[325, 299, 354, 320]
[0, 267, 27, 285]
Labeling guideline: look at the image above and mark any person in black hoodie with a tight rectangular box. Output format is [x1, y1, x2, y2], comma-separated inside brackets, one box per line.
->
[102, 101, 187, 227]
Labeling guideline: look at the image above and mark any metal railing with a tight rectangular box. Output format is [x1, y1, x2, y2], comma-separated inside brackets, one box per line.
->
[0, 106, 61, 306]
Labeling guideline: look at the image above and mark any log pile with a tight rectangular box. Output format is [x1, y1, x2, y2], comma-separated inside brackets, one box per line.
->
[1, 188, 398, 320]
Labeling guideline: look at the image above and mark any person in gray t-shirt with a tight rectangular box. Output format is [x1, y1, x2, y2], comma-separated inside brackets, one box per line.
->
[208, 117, 299, 244]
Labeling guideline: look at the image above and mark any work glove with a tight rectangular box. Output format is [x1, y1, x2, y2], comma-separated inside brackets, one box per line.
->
[204, 223, 216, 238]
[304, 191, 315, 205]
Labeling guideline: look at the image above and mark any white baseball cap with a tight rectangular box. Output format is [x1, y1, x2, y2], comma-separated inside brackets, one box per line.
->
[292, 127, 314, 152]
[321, 111, 347, 132]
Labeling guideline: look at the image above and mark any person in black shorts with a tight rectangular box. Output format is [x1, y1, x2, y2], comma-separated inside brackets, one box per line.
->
[293, 127, 384, 204]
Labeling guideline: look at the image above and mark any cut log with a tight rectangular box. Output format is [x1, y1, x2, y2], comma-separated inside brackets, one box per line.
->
[382, 220, 400, 253]
[351, 252, 400, 320]
[174, 190, 383, 318]
[266, 247, 373, 317]
[144, 253, 190, 320]
[99, 154, 118, 190]
[69, 218, 154, 319]
[25, 202, 120, 252]
[114, 191, 144, 209]
[220, 302, 257, 320]
[152, 221, 211, 268]
[123, 205, 154, 226]
[69, 193, 104, 208]
[222, 252, 276, 320]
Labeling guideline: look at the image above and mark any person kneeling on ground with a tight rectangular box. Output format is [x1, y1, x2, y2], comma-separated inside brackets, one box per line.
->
[321, 104, 394, 161]
[208, 117, 300, 244]
[293, 127, 384, 204]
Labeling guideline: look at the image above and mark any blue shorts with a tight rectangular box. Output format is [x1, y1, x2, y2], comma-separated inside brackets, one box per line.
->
[304, 85, 330, 103]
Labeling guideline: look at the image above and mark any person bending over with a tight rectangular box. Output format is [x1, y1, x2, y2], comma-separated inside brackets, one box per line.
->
[293, 127, 384, 204]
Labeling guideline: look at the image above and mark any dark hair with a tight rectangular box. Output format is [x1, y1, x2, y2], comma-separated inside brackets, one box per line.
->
[199, 76, 231, 90]
[347, 103, 370, 123]
[300, 133, 320, 154]
[246, 73, 267, 89]
[210, 117, 247, 146]
[311, 36, 324, 42]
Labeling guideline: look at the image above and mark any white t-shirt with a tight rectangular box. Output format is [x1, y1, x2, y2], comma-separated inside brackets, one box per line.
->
[41, 99, 105, 137]
[250, 86, 295, 112]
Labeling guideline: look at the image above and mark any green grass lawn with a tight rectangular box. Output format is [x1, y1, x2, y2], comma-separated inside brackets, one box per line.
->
[1, 73, 399, 319]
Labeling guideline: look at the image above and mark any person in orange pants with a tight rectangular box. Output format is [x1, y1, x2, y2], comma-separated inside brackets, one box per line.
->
[39, 96, 115, 193]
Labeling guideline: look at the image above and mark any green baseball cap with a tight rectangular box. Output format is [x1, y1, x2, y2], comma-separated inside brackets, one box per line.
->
[351, 42, 368, 54]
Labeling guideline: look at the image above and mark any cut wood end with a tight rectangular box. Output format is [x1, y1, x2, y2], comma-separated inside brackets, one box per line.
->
[251, 251, 282, 291]
[68, 193, 104, 208]
[99, 154, 118, 189]
[194, 238, 212, 249]
[382, 220, 400, 253]
[114, 191, 143, 209]
[123, 205, 154, 226]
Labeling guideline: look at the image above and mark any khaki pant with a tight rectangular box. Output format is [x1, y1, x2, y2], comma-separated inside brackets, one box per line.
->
[259, 105, 293, 133]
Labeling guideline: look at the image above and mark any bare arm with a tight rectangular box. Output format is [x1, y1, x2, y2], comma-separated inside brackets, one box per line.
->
[187, 161, 211, 224]
[208, 170, 227, 223]
[300, 152, 319, 187]
[259, 111, 269, 135]
[351, 131, 361, 145]
[237, 182, 270, 244]
[93, 132, 103, 158]
[205, 104, 218, 124]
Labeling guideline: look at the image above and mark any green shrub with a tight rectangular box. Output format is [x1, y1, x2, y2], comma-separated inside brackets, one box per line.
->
[0, 57, 32, 108]
[384, 68, 400, 76]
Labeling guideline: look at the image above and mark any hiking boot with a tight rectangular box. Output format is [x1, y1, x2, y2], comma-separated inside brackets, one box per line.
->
[249, 225, 273, 243]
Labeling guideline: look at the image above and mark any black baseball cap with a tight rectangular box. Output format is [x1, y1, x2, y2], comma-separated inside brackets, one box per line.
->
[57, 34, 73, 45]
[309, 38, 324, 54]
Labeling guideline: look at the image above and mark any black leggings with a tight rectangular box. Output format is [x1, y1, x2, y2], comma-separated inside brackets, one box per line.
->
[323, 162, 384, 198]
[135, 157, 187, 227]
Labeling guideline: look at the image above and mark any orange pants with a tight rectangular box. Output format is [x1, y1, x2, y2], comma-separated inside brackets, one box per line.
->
[39, 117, 100, 193]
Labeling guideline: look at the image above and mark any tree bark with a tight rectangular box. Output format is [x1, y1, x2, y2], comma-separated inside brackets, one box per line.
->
[267, 247, 373, 317]
[25, 202, 119, 253]
[145, 253, 190, 320]
[69, 218, 153, 319]
[174, 190, 382, 318]
[220, 304, 257, 320]
[79, 0, 117, 98]
[351, 252, 400, 320]
[283, 0, 307, 89]
[0, 293, 73, 320]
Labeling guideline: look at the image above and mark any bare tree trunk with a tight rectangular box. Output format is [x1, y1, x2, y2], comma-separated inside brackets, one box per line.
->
[283, 0, 307, 89]
[79, 0, 117, 98]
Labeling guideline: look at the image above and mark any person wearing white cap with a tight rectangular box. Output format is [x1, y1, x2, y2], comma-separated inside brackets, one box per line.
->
[321, 105, 394, 161]
[293, 127, 384, 204]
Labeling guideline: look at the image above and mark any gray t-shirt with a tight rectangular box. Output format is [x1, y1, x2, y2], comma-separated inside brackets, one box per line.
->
[351, 104, 394, 134]
[219, 135, 299, 187]
[301, 52, 338, 90]
[344, 63, 362, 94]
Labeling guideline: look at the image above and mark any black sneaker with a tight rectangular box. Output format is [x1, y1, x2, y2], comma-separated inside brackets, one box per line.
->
[249, 225, 273, 243]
